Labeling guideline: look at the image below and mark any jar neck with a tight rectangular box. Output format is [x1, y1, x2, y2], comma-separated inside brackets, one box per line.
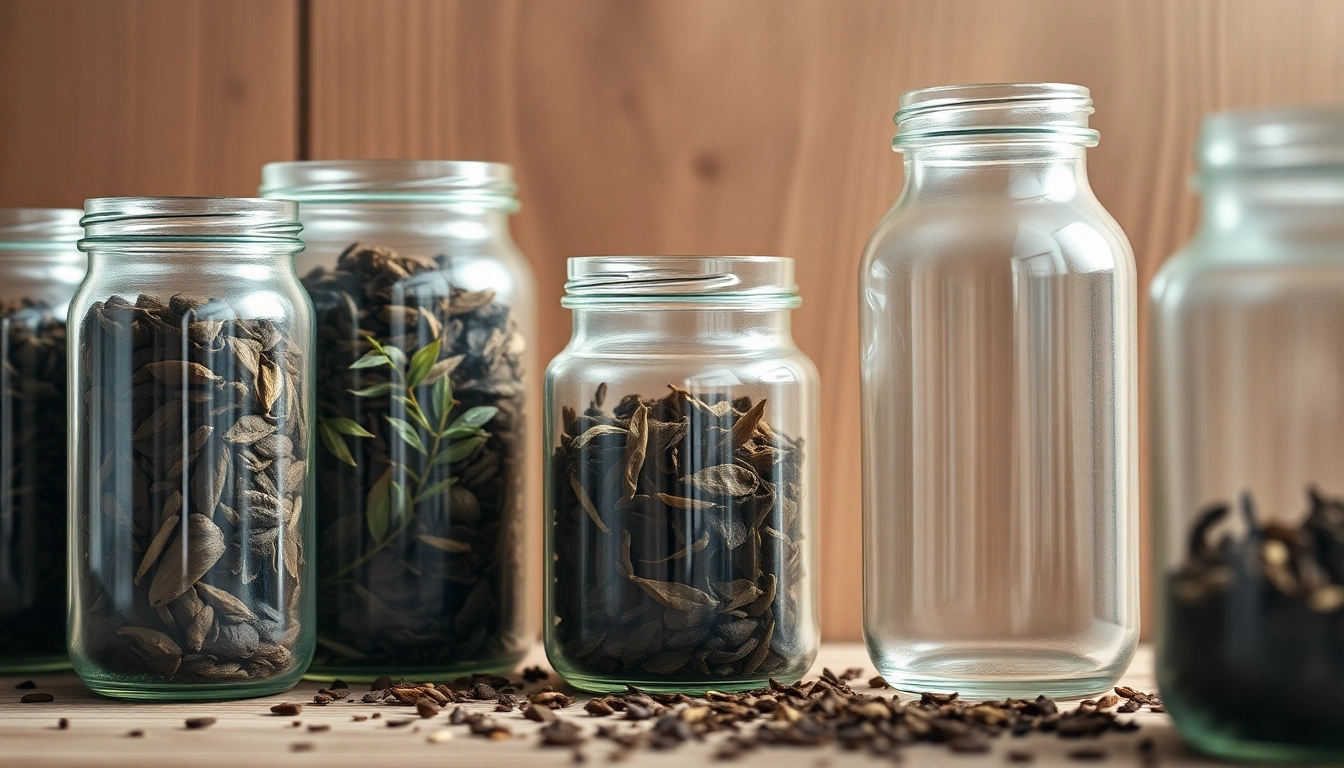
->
[286, 201, 513, 242]
[569, 306, 795, 353]
[1196, 171, 1344, 249]
[900, 143, 1092, 202]
[82, 242, 304, 274]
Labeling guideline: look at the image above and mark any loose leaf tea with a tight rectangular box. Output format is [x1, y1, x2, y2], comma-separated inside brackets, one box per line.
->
[551, 384, 808, 686]
[303, 243, 526, 673]
[0, 300, 67, 668]
[76, 294, 309, 683]
[1165, 487, 1344, 749]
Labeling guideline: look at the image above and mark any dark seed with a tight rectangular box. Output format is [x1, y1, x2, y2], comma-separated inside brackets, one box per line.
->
[20, 693, 54, 703]
[1068, 749, 1107, 761]
[270, 703, 302, 716]
[416, 698, 441, 718]
[307, 724, 330, 732]
[1007, 752, 1034, 763]
[127, 730, 145, 738]
[184, 718, 217, 730]
[58, 718, 69, 730]
[291, 742, 314, 752]
[15, 680, 36, 689]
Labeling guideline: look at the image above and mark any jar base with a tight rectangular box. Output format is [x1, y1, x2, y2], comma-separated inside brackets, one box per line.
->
[557, 671, 787, 696]
[78, 670, 306, 702]
[873, 646, 1128, 699]
[1178, 723, 1344, 763]
[303, 647, 528, 684]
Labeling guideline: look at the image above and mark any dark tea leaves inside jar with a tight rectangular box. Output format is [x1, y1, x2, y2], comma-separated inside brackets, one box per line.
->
[552, 384, 806, 684]
[78, 293, 309, 683]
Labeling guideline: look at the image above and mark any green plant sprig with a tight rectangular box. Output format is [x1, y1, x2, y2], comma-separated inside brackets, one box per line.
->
[318, 334, 498, 581]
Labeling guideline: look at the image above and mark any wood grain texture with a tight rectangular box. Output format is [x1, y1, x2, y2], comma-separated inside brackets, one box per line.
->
[307, 0, 1344, 641]
[0, 645, 1189, 768]
[0, 0, 299, 207]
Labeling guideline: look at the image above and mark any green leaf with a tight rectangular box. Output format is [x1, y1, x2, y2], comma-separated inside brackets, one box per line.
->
[385, 416, 427, 453]
[405, 339, 442, 390]
[432, 376, 454, 426]
[450, 406, 498, 431]
[401, 464, 422, 486]
[349, 351, 391, 370]
[441, 424, 487, 441]
[390, 481, 410, 522]
[326, 417, 374, 438]
[434, 435, 486, 466]
[366, 469, 392, 542]
[319, 420, 357, 466]
[382, 346, 407, 369]
[393, 395, 434, 433]
[413, 476, 458, 504]
[349, 381, 399, 398]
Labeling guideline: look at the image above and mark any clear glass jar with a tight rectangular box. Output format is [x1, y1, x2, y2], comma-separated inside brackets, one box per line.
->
[544, 256, 819, 693]
[69, 197, 315, 700]
[1152, 107, 1344, 761]
[859, 83, 1140, 698]
[260, 160, 534, 681]
[0, 209, 85, 673]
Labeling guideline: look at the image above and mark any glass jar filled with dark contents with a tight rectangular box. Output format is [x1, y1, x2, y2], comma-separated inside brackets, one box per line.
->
[0, 209, 85, 673]
[1152, 107, 1344, 760]
[261, 161, 534, 681]
[544, 256, 819, 693]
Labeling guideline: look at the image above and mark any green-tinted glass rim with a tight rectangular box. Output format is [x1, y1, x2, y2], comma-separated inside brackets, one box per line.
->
[562, 256, 802, 309]
[892, 82, 1100, 149]
[78, 197, 303, 251]
[0, 208, 84, 249]
[260, 159, 520, 212]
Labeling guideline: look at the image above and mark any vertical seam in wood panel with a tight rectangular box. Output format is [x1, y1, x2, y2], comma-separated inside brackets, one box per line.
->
[297, 0, 311, 160]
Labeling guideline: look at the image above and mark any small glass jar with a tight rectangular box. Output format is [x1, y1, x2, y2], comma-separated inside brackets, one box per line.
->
[1152, 107, 1344, 761]
[544, 256, 819, 693]
[69, 197, 314, 700]
[261, 160, 534, 680]
[0, 209, 85, 673]
[860, 83, 1140, 698]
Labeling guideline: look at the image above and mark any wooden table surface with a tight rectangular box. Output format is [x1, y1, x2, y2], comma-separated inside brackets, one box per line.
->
[0, 644, 1217, 767]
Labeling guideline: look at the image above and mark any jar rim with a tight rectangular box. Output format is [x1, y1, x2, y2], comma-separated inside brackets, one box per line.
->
[0, 208, 84, 248]
[79, 197, 303, 251]
[1198, 105, 1344, 175]
[563, 256, 801, 308]
[259, 159, 520, 210]
[893, 82, 1099, 150]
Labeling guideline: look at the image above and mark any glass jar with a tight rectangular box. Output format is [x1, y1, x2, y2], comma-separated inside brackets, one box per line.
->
[544, 256, 819, 693]
[260, 160, 534, 680]
[859, 83, 1140, 698]
[69, 197, 314, 700]
[0, 209, 85, 673]
[1152, 107, 1344, 761]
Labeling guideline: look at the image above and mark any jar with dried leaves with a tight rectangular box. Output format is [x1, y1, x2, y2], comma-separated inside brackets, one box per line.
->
[544, 256, 819, 693]
[261, 161, 535, 681]
[0, 209, 85, 674]
[69, 198, 315, 700]
[1153, 107, 1344, 761]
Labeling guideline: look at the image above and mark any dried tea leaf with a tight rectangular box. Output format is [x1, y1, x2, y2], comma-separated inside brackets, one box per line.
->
[571, 474, 610, 534]
[729, 398, 767, 450]
[656, 493, 716, 510]
[640, 530, 710, 565]
[572, 424, 626, 451]
[416, 535, 472, 554]
[629, 575, 717, 611]
[135, 514, 180, 586]
[189, 448, 229, 517]
[259, 362, 283, 413]
[621, 402, 649, 503]
[224, 415, 276, 445]
[195, 582, 258, 623]
[117, 626, 182, 659]
[133, 398, 183, 441]
[147, 513, 226, 607]
[143, 360, 223, 387]
[684, 464, 759, 498]
[714, 580, 764, 612]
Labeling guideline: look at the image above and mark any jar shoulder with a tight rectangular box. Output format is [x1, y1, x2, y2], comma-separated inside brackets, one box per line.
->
[862, 197, 1134, 280]
[1152, 239, 1344, 312]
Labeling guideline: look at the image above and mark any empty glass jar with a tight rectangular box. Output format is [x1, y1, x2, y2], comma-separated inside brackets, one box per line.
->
[859, 83, 1140, 697]
[1152, 107, 1344, 761]
[69, 198, 314, 700]
[544, 256, 819, 693]
[0, 209, 84, 673]
[261, 160, 534, 680]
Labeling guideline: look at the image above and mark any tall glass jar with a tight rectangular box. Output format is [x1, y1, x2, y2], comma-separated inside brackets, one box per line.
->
[1152, 107, 1344, 761]
[859, 83, 1140, 698]
[261, 160, 534, 680]
[69, 198, 314, 700]
[0, 209, 85, 673]
[544, 256, 819, 693]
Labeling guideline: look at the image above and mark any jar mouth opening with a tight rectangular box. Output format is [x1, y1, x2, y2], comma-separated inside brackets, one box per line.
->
[563, 256, 801, 308]
[0, 208, 84, 248]
[260, 159, 520, 210]
[79, 197, 304, 251]
[893, 82, 1099, 150]
[1198, 105, 1344, 175]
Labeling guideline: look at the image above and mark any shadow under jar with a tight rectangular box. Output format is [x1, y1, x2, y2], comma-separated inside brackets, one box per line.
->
[544, 257, 819, 694]
[1152, 107, 1344, 762]
[0, 209, 85, 674]
[261, 160, 534, 681]
[859, 84, 1140, 698]
[68, 198, 315, 700]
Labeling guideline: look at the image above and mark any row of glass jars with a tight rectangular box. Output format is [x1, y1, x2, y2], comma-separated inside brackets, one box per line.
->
[0, 162, 822, 699]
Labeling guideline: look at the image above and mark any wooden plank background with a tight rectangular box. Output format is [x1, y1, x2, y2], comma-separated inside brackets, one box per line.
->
[2, 0, 1344, 641]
